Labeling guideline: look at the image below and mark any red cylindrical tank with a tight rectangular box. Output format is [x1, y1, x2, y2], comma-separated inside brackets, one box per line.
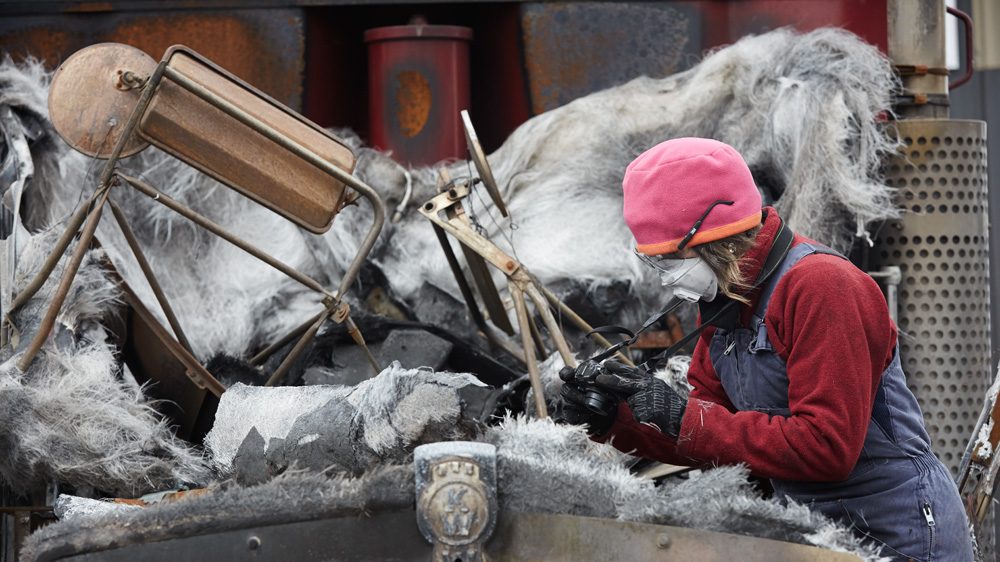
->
[365, 24, 473, 166]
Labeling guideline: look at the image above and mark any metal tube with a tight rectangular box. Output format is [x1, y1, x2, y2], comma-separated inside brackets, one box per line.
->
[117, 173, 329, 296]
[511, 282, 547, 418]
[161, 67, 385, 300]
[250, 310, 324, 366]
[108, 200, 194, 355]
[17, 188, 112, 371]
[432, 223, 489, 332]
[345, 315, 380, 375]
[525, 283, 576, 368]
[265, 308, 330, 387]
[527, 310, 548, 359]
[6, 198, 93, 317]
[888, 0, 948, 118]
[538, 285, 634, 367]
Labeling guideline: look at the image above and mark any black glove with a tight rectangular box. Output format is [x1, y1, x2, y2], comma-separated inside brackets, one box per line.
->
[594, 361, 687, 438]
[556, 365, 616, 434]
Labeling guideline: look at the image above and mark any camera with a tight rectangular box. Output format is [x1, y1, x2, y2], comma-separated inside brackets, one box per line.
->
[561, 360, 619, 416]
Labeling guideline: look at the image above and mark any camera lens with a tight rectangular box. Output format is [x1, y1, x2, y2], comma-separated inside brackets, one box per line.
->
[584, 389, 616, 416]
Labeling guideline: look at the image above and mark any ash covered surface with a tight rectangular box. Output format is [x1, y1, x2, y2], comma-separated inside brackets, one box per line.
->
[24, 418, 888, 562]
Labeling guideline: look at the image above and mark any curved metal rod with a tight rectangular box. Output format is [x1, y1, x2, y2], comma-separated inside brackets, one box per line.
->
[335, 175, 386, 299]
[947, 6, 975, 90]
[161, 67, 386, 301]
[117, 173, 330, 296]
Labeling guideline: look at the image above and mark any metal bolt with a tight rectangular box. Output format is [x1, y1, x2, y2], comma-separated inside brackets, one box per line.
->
[505, 261, 515, 271]
[448, 188, 459, 199]
[655, 533, 671, 549]
[424, 202, 435, 211]
[248, 536, 261, 550]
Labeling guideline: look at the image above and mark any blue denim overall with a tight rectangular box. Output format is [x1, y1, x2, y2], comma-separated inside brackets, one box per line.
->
[709, 243, 972, 561]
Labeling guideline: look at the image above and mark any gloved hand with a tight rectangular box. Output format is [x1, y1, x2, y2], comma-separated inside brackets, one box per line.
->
[556, 365, 616, 434]
[594, 361, 687, 438]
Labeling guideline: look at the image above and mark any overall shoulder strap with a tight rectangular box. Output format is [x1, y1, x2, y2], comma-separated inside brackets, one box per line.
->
[754, 242, 846, 317]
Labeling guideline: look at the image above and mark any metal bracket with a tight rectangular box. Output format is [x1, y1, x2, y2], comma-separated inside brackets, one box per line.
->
[415, 442, 498, 562]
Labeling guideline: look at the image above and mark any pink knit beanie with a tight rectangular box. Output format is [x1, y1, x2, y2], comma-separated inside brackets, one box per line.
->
[623, 138, 762, 256]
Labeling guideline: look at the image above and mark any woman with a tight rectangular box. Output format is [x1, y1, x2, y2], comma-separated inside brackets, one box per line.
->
[558, 137, 973, 560]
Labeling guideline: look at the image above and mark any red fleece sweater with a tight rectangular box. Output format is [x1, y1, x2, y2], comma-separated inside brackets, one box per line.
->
[602, 208, 897, 482]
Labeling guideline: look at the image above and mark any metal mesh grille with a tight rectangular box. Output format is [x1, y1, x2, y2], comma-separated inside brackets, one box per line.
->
[876, 119, 990, 475]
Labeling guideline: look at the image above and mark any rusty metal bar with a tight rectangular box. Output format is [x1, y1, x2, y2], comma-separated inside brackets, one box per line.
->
[108, 200, 194, 355]
[2, 198, 90, 349]
[265, 307, 331, 387]
[345, 315, 380, 375]
[17, 187, 112, 371]
[432, 223, 490, 333]
[117, 173, 329, 296]
[511, 281, 547, 418]
[527, 312, 548, 358]
[524, 282, 576, 368]
[250, 310, 324, 366]
[160, 66, 385, 302]
[5, 198, 91, 317]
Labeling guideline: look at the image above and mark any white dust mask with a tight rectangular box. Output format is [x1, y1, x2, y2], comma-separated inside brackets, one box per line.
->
[635, 252, 719, 303]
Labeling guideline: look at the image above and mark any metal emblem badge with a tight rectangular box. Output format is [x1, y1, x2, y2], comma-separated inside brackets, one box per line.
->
[415, 442, 498, 562]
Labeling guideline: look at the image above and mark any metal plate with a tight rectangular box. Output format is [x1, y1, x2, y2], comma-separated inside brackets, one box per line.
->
[874, 119, 990, 475]
[48, 43, 155, 159]
[119, 283, 223, 444]
[138, 46, 355, 234]
[36, 509, 861, 562]
[461, 110, 508, 217]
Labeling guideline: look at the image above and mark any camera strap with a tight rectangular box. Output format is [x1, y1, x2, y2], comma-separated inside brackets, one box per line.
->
[585, 296, 687, 362]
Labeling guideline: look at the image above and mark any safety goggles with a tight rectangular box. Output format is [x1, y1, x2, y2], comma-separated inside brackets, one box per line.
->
[632, 249, 700, 281]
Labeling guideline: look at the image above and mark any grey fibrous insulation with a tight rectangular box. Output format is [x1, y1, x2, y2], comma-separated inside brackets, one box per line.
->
[206, 362, 488, 480]
[335, 27, 899, 331]
[0, 230, 209, 496]
[5, 26, 898, 369]
[25, 418, 887, 562]
[52, 494, 142, 522]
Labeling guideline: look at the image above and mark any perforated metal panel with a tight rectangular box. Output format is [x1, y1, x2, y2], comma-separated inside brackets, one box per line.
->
[875, 119, 990, 475]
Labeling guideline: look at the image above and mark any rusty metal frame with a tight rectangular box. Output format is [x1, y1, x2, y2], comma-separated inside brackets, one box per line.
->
[419, 180, 631, 418]
[3, 51, 385, 387]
